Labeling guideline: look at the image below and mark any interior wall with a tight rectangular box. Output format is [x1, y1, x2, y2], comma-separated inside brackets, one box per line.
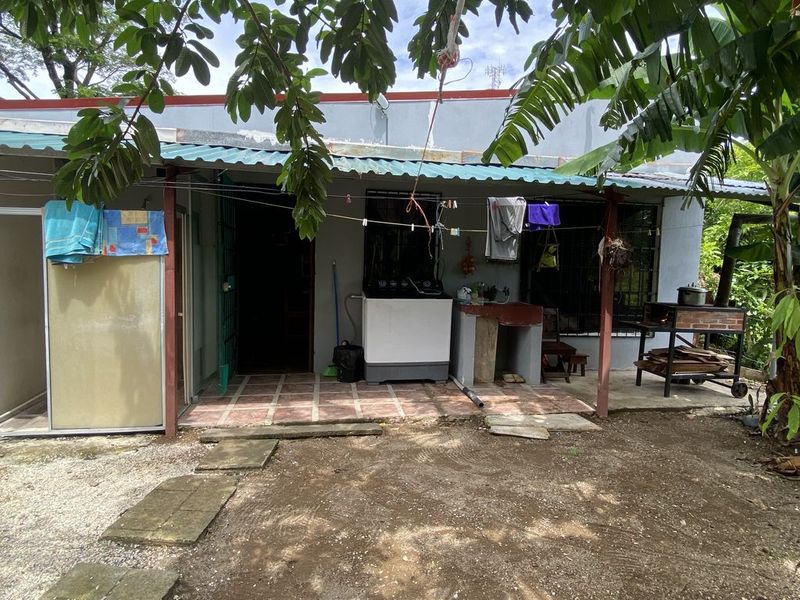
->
[0, 215, 46, 415]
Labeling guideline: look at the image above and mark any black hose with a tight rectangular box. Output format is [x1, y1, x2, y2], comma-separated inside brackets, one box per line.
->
[449, 375, 484, 408]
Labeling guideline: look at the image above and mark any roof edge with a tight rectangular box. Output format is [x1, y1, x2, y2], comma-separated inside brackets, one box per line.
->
[0, 89, 515, 110]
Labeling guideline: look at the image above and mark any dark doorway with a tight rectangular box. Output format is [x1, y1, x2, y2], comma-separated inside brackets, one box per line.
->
[234, 188, 314, 373]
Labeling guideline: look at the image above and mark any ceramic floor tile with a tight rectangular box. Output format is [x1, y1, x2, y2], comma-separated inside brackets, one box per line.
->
[281, 383, 315, 394]
[399, 403, 443, 417]
[191, 399, 233, 411]
[356, 391, 394, 402]
[241, 384, 278, 396]
[435, 400, 481, 415]
[271, 406, 313, 424]
[275, 393, 314, 405]
[318, 394, 355, 406]
[360, 403, 403, 419]
[317, 405, 358, 421]
[248, 375, 283, 384]
[222, 409, 270, 425]
[180, 408, 225, 426]
[394, 391, 433, 402]
[233, 396, 273, 408]
[283, 373, 317, 383]
[318, 382, 352, 393]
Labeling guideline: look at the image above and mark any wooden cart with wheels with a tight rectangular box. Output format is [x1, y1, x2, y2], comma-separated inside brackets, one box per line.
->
[622, 303, 748, 398]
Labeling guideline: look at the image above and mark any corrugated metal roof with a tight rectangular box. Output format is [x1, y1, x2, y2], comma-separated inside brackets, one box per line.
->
[614, 171, 768, 199]
[0, 128, 769, 198]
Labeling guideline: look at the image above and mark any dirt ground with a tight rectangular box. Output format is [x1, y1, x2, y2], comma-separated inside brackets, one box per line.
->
[1, 413, 799, 600]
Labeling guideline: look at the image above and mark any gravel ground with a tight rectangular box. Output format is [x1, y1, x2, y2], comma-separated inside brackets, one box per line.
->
[1, 414, 799, 599]
[0, 431, 204, 599]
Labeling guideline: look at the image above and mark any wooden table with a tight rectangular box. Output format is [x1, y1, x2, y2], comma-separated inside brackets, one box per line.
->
[541, 340, 577, 383]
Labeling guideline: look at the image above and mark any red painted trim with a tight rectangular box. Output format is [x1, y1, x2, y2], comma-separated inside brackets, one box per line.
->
[163, 167, 178, 438]
[0, 88, 514, 110]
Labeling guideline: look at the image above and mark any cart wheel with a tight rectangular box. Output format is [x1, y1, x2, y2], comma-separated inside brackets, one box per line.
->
[731, 381, 748, 398]
[691, 377, 705, 385]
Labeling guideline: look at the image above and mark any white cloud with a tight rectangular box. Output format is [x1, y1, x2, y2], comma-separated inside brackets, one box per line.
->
[0, 0, 555, 98]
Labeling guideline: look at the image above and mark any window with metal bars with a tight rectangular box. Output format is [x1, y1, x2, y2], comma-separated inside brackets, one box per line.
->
[520, 202, 660, 334]
[363, 189, 441, 285]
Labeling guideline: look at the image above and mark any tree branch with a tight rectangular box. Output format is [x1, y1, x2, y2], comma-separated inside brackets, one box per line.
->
[0, 24, 21, 40]
[0, 60, 38, 99]
[39, 45, 65, 97]
[114, 0, 192, 144]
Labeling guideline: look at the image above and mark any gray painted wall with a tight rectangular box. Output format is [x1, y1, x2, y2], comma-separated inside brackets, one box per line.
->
[561, 196, 704, 370]
[306, 175, 704, 374]
[0, 154, 704, 387]
[0, 98, 696, 170]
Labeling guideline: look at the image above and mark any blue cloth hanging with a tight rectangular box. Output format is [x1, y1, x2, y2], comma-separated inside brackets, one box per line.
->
[43, 200, 103, 264]
[527, 203, 560, 231]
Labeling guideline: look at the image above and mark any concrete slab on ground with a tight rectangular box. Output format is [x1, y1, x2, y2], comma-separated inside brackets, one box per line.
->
[489, 425, 550, 440]
[101, 474, 236, 545]
[552, 370, 751, 412]
[39, 562, 178, 600]
[200, 422, 383, 443]
[196, 439, 279, 471]
[485, 413, 601, 431]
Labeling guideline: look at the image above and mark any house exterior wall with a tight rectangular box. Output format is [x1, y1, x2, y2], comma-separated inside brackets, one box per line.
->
[561, 196, 704, 369]
[0, 96, 697, 171]
[307, 175, 700, 374]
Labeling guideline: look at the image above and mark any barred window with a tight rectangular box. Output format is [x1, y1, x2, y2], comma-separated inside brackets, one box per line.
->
[363, 189, 441, 286]
[520, 202, 660, 334]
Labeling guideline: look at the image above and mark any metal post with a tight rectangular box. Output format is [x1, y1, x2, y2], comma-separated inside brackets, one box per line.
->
[635, 329, 646, 386]
[596, 190, 620, 418]
[164, 167, 177, 438]
[664, 330, 676, 397]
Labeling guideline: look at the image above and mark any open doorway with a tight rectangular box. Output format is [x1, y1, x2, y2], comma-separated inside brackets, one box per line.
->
[233, 187, 314, 374]
[0, 209, 47, 435]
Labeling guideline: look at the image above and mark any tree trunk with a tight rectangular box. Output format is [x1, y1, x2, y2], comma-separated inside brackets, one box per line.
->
[769, 193, 800, 400]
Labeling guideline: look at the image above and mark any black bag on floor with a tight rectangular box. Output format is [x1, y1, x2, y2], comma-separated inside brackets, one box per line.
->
[333, 341, 364, 383]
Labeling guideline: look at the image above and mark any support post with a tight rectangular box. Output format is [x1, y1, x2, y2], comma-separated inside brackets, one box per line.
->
[596, 190, 621, 418]
[164, 166, 178, 437]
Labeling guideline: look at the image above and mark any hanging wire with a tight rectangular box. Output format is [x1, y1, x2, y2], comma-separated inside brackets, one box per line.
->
[0, 168, 710, 237]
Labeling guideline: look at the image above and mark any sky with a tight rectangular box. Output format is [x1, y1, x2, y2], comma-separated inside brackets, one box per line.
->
[0, 0, 557, 99]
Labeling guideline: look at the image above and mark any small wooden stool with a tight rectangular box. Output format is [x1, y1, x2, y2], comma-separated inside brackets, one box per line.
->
[569, 353, 588, 376]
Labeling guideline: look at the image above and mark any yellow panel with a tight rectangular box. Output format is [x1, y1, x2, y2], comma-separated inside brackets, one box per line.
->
[48, 256, 163, 430]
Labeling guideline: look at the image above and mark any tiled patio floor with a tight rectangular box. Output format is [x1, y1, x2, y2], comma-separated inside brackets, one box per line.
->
[0, 397, 48, 435]
[179, 373, 594, 428]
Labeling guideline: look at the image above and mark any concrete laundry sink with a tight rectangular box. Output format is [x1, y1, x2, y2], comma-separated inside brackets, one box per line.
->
[456, 302, 543, 327]
[452, 302, 544, 386]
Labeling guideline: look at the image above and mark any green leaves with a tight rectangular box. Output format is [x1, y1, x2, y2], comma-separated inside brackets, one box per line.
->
[772, 290, 800, 357]
[408, 0, 531, 79]
[726, 241, 773, 262]
[278, 143, 333, 240]
[316, 0, 398, 99]
[53, 105, 161, 208]
[758, 113, 800, 160]
[761, 392, 800, 441]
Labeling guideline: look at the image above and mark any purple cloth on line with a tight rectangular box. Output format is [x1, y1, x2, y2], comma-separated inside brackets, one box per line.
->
[527, 203, 560, 230]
